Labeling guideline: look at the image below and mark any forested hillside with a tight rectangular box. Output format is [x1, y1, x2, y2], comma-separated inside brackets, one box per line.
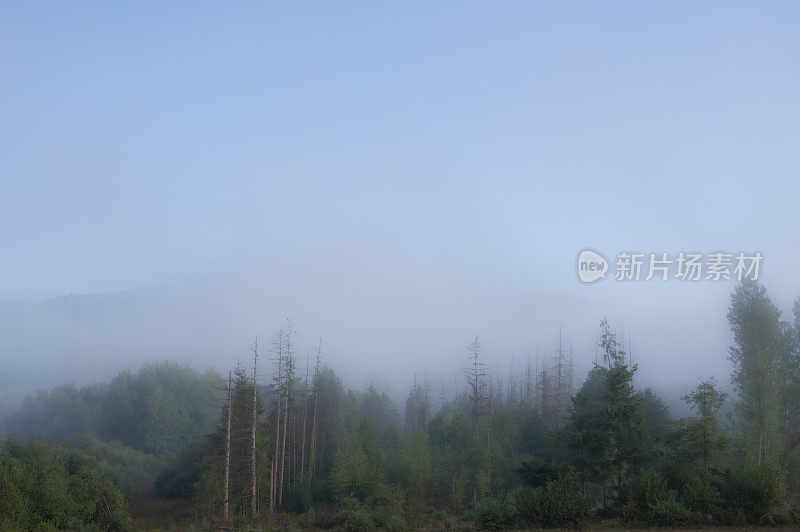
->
[4, 362, 220, 456]
[2, 280, 800, 530]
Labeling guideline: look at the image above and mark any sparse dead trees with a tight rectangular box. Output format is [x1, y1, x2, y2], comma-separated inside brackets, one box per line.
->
[266, 322, 296, 511]
[217, 364, 261, 518]
[530, 329, 578, 429]
[405, 374, 431, 434]
[552, 328, 576, 429]
[464, 335, 487, 432]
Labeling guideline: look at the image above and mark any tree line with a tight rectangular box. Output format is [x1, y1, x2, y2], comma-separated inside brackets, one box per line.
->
[2, 279, 800, 529]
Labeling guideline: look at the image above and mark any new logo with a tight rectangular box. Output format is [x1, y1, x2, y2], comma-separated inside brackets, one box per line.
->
[577, 250, 608, 283]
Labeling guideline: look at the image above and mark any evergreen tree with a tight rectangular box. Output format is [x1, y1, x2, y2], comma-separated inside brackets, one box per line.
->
[679, 378, 729, 472]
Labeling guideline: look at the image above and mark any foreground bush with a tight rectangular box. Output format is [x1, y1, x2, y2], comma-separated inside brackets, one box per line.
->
[333, 496, 406, 530]
[0, 436, 131, 531]
[621, 470, 700, 526]
[468, 494, 516, 530]
[718, 464, 783, 524]
[514, 472, 593, 527]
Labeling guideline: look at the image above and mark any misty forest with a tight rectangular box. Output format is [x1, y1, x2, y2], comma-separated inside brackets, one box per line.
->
[0, 280, 799, 530]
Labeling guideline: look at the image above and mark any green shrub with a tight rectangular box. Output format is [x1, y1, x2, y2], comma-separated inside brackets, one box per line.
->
[620, 470, 700, 526]
[287, 482, 313, 513]
[514, 472, 592, 527]
[297, 508, 315, 529]
[468, 495, 516, 530]
[0, 436, 131, 531]
[645, 498, 700, 527]
[334, 496, 374, 530]
[680, 471, 718, 515]
[624, 470, 670, 514]
[718, 464, 782, 524]
[371, 507, 406, 530]
[230, 512, 249, 530]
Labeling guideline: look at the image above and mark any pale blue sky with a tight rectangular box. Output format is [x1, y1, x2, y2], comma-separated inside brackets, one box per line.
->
[1, 3, 799, 396]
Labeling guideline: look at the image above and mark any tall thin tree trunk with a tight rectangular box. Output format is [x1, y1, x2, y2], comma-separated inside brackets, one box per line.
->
[308, 343, 320, 487]
[279, 370, 289, 506]
[279, 327, 291, 507]
[271, 338, 283, 512]
[300, 356, 309, 481]
[251, 337, 258, 516]
[224, 370, 231, 520]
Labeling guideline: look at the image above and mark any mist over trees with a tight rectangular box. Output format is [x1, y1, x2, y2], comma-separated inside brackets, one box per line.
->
[3, 282, 800, 529]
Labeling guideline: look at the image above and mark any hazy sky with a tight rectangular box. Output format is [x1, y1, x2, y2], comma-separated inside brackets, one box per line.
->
[1, 3, 799, 403]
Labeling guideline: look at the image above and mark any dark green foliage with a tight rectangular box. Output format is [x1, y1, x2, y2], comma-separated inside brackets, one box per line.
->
[330, 440, 385, 503]
[644, 497, 700, 527]
[328, 435, 407, 528]
[468, 493, 516, 530]
[153, 436, 211, 498]
[677, 378, 729, 472]
[287, 482, 313, 513]
[679, 471, 718, 515]
[565, 319, 647, 502]
[623, 469, 671, 513]
[0, 436, 131, 531]
[517, 406, 549, 456]
[333, 496, 407, 530]
[5, 361, 220, 458]
[718, 464, 783, 524]
[65, 434, 162, 494]
[397, 430, 432, 501]
[518, 456, 563, 488]
[189, 366, 268, 517]
[428, 409, 483, 511]
[640, 388, 671, 467]
[513, 472, 593, 527]
[3, 383, 106, 439]
[620, 470, 700, 526]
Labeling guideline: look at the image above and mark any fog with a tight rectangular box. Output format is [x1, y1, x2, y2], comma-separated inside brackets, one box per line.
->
[2, 2, 799, 413]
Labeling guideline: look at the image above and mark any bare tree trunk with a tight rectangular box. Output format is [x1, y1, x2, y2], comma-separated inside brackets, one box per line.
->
[556, 326, 563, 429]
[412, 373, 418, 433]
[224, 370, 231, 520]
[308, 342, 321, 487]
[269, 461, 275, 514]
[487, 429, 491, 490]
[279, 370, 289, 505]
[251, 337, 258, 517]
[279, 325, 292, 507]
[271, 334, 283, 512]
[300, 355, 309, 481]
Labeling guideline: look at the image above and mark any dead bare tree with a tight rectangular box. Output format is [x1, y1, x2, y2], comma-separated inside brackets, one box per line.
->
[279, 322, 295, 507]
[307, 339, 321, 487]
[463, 335, 487, 433]
[300, 353, 310, 484]
[269, 329, 284, 513]
[224, 370, 231, 520]
[525, 355, 533, 407]
[555, 327, 564, 429]
[250, 337, 258, 516]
